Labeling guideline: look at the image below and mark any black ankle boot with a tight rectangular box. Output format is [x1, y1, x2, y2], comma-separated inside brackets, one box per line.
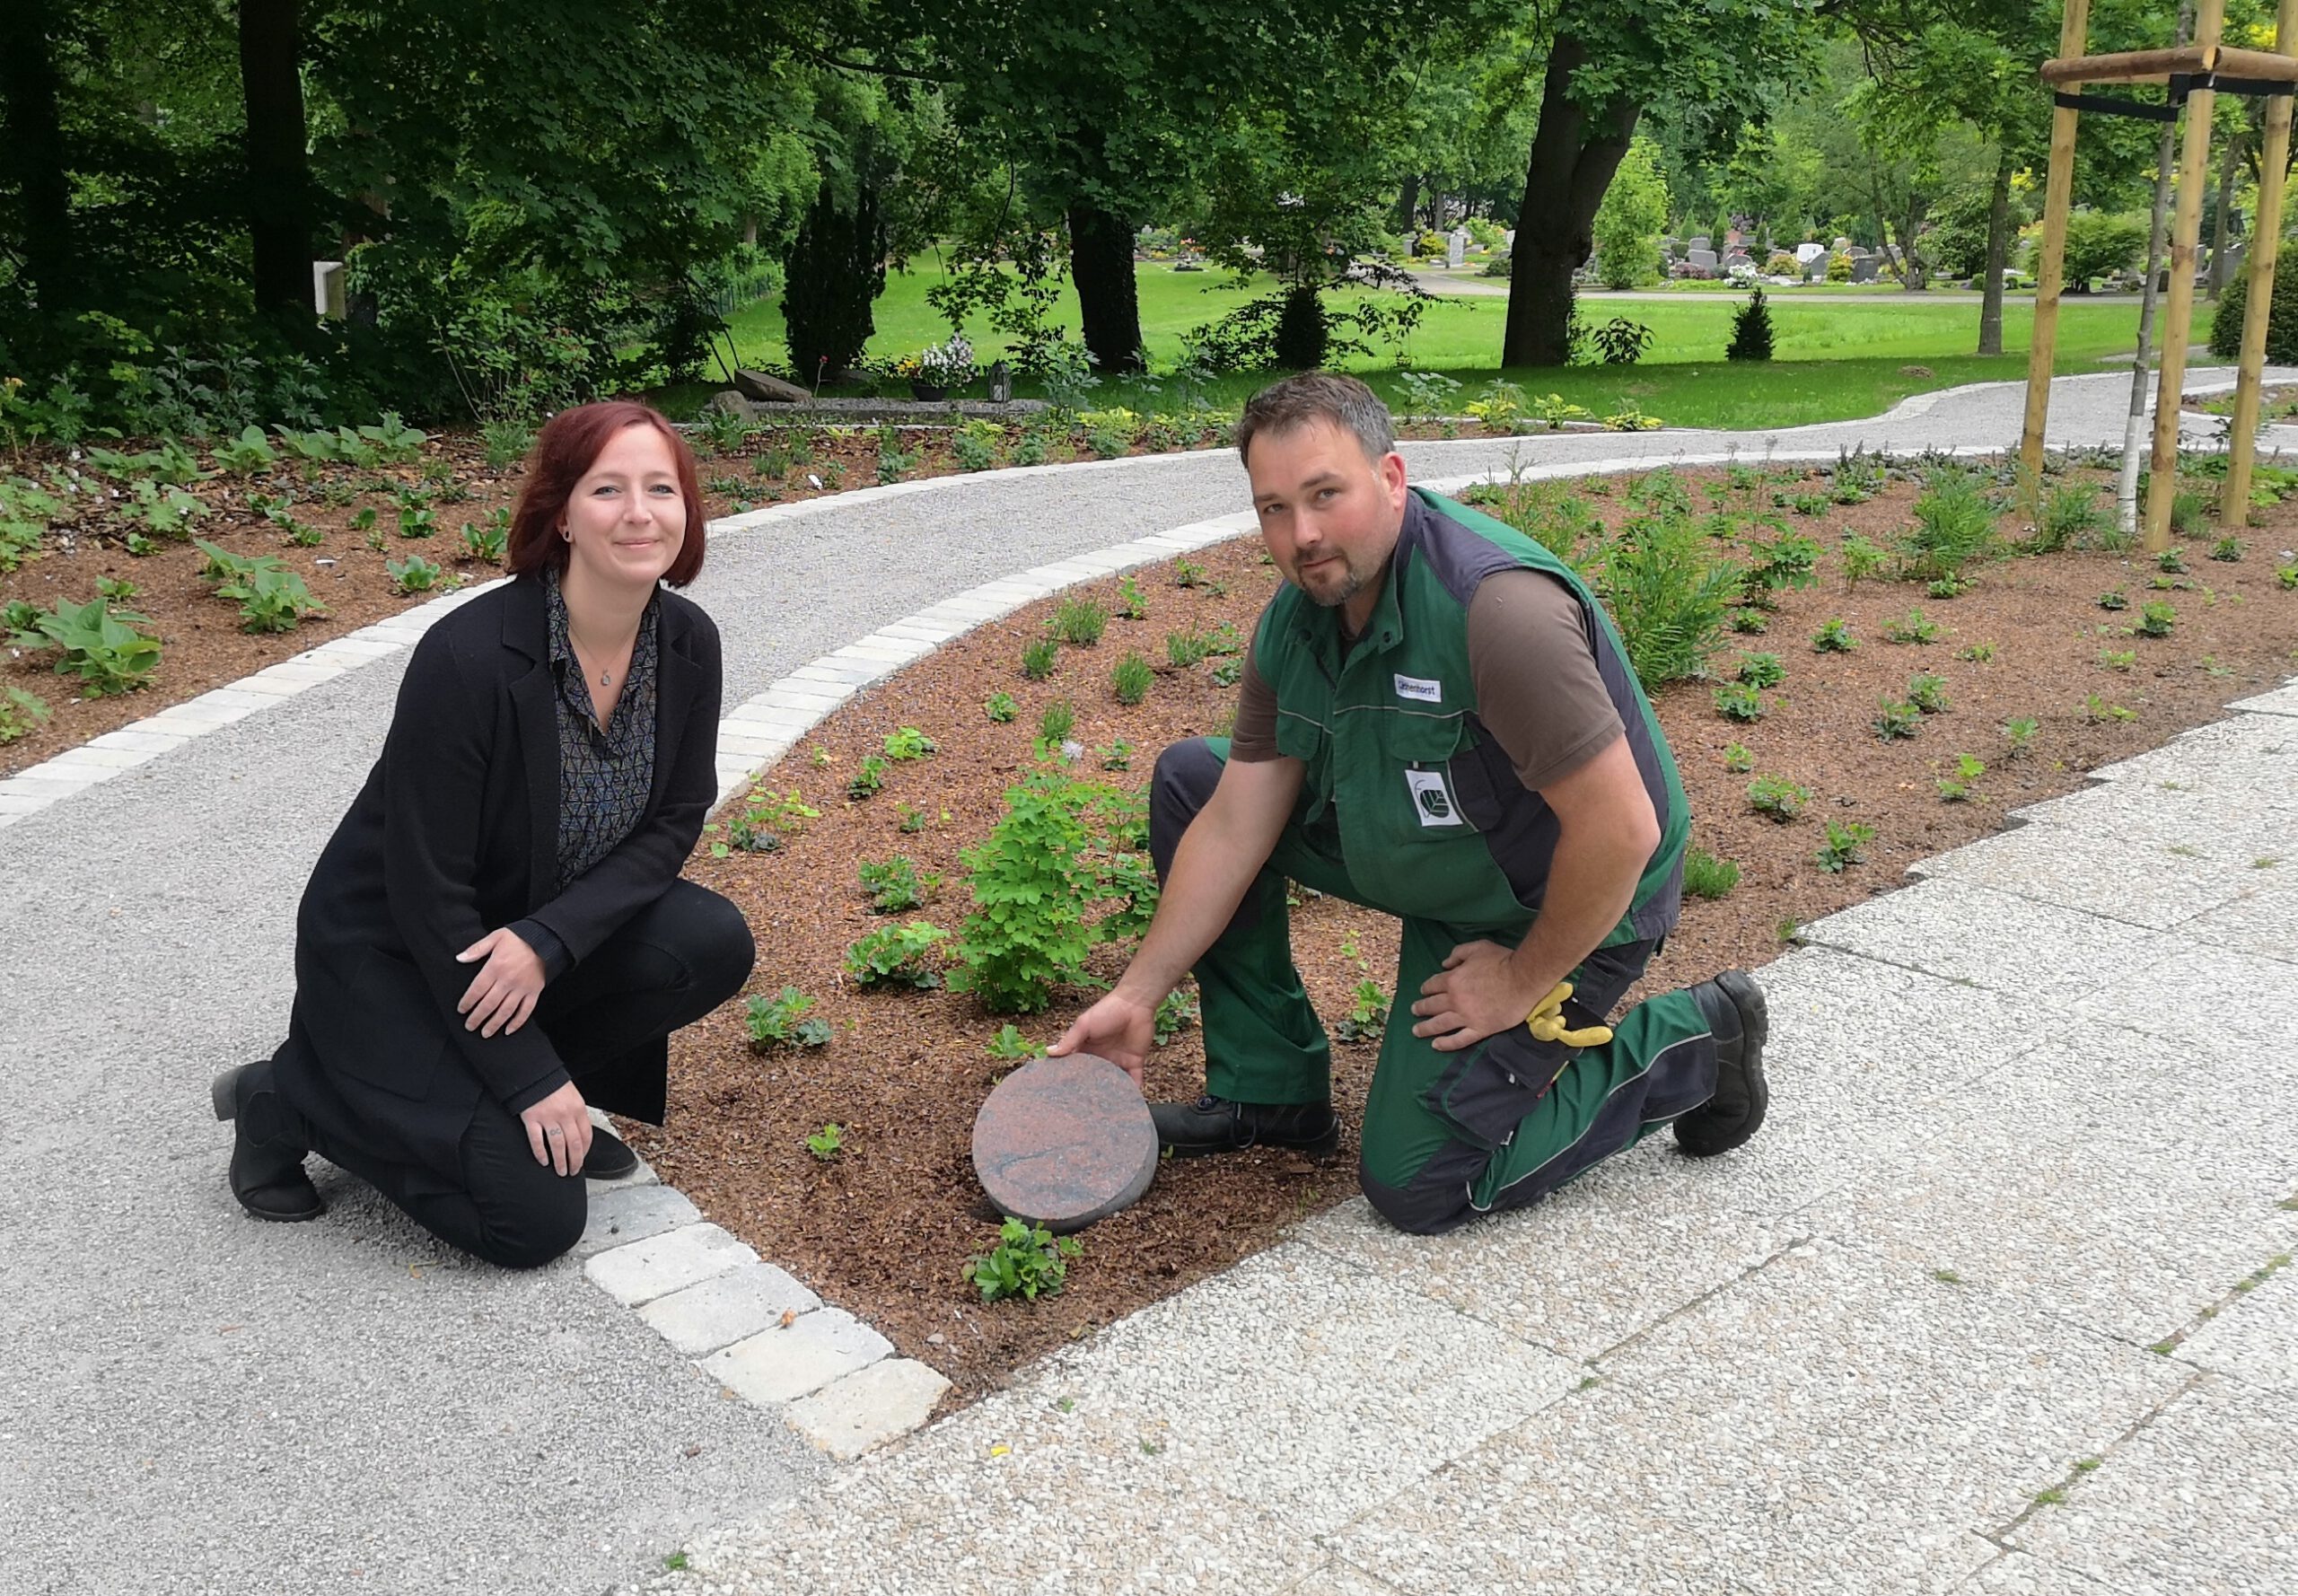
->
[211, 1061, 324, 1223]
[582, 1127, 639, 1180]
[1149, 1093, 1339, 1160]
[1674, 970, 1770, 1159]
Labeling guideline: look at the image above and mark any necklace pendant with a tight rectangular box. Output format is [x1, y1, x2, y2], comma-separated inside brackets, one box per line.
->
[598, 668, 611, 687]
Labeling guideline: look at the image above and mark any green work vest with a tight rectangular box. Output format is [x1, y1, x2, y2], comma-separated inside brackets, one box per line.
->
[1252, 487, 1689, 945]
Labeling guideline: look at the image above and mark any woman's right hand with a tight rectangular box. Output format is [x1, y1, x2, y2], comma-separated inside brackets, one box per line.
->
[521, 1082, 592, 1176]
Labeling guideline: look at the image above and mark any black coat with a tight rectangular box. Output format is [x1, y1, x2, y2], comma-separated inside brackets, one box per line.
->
[275, 573, 723, 1178]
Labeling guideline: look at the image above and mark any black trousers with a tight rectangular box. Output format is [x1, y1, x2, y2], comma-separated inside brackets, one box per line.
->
[274, 881, 752, 1268]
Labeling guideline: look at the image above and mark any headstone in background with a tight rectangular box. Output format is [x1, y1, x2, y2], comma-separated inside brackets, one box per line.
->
[1795, 241, 1828, 267]
[988, 360, 1012, 404]
[311, 261, 346, 320]
[1687, 235, 1712, 255]
[733, 369, 808, 403]
[1503, 229, 1516, 249]
[1688, 248, 1719, 272]
[1851, 255, 1881, 284]
[1448, 228, 1469, 269]
[1832, 235, 1855, 254]
[1662, 236, 1683, 259]
[1723, 250, 1754, 272]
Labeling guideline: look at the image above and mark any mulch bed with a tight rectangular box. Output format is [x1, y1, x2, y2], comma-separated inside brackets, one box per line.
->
[636, 461, 2298, 1409]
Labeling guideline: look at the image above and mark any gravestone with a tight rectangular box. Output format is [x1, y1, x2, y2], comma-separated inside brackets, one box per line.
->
[1503, 229, 1516, 249]
[1688, 248, 1719, 272]
[1851, 254, 1881, 284]
[1447, 228, 1469, 269]
[1723, 250, 1754, 273]
[1832, 235, 1854, 254]
[311, 261, 346, 320]
[988, 360, 1012, 404]
[733, 368, 809, 404]
[971, 1055, 1159, 1233]
[1687, 235, 1712, 255]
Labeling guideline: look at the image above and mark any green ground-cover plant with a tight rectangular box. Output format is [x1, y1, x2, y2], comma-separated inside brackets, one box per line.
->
[1171, 557, 1206, 588]
[858, 855, 938, 913]
[461, 509, 510, 564]
[1734, 651, 1785, 688]
[1683, 846, 1741, 899]
[1954, 641, 1995, 662]
[1712, 683, 1767, 722]
[1741, 531, 1821, 604]
[949, 763, 1155, 1013]
[386, 554, 443, 594]
[2098, 587, 2128, 611]
[1723, 741, 1754, 773]
[1111, 652, 1153, 706]
[13, 597, 162, 696]
[2030, 484, 2108, 553]
[1116, 574, 1148, 619]
[1815, 819, 1874, 873]
[2135, 600, 2176, 638]
[193, 539, 325, 634]
[1100, 739, 1132, 770]
[1811, 617, 1858, 653]
[1937, 752, 1987, 802]
[1165, 628, 1212, 669]
[1021, 639, 1058, 680]
[2208, 535, 2243, 563]
[844, 921, 948, 989]
[2085, 693, 2136, 723]
[1728, 608, 1769, 635]
[1747, 775, 1812, 821]
[969, 1216, 1080, 1302]
[1153, 987, 1199, 1046]
[1899, 469, 2000, 586]
[1038, 700, 1076, 745]
[1882, 608, 1940, 645]
[1873, 697, 1923, 740]
[1908, 673, 1950, 714]
[1332, 978, 1391, 1044]
[1596, 500, 1743, 688]
[805, 1123, 844, 1160]
[2276, 565, 2298, 590]
[1839, 533, 1890, 587]
[2156, 548, 2187, 574]
[985, 1024, 1047, 1063]
[985, 691, 1018, 723]
[2098, 647, 2136, 671]
[883, 725, 936, 760]
[211, 425, 280, 475]
[846, 755, 888, 799]
[1050, 596, 1108, 646]
[745, 987, 834, 1049]
[712, 785, 819, 855]
[0, 686, 51, 743]
[2002, 715, 2039, 752]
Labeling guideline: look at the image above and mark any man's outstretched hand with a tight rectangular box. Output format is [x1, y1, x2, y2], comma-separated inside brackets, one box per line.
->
[1047, 991, 1161, 1089]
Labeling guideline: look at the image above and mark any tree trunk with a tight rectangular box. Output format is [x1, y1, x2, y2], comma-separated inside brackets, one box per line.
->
[1067, 198, 1144, 374]
[238, 0, 312, 320]
[1978, 151, 2012, 355]
[1503, 37, 1638, 367]
[1396, 174, 1419, 238]
[2210, 131, 2240, 299]
[0, 0, 75, 316]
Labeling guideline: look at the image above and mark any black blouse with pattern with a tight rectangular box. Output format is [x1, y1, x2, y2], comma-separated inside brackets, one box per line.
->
[544, 565, 660, 895]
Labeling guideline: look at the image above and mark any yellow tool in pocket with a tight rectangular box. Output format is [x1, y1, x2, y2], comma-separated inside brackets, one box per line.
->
[1526, 980, 1614, 1048]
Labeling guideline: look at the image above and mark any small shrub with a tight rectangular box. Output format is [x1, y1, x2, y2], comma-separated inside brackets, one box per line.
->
[1746, 774, 1812, 821]
[1814, 819, 1874, 873]
[2097, 646, 2137, 672]
[2135, 600, 2176, 638]
[1039, 700, 1076, 744]
[1592, 317, 1655, 365]
[1734, 651, 1785, 688]
[1022, 638, 1058, 680]
[1331, 978, 1391, 1044]
[2276, 564, 2298, 590]
[481, 418, 535, 469]
[1726, 286, 1775, 361]
[1840, 534, 1890, 587]
[1729, 608, 1770, 635]
[1937, 752, 1986, 802]
[1153, 987, 1199, 1045]
[883, 725, 936, 761]
[1900, 469, 2001, 585]
[2032, 484, 2108, 552]
[1811, 617, 1857, 653]
[745, 987, 833, 1049]
[843, 921, 948, 989]
[1907, 673, 1950, 714]
[386, 555, 443, 594]
[805, 1123, 844, 1160]
[858, 855, 939, 913]
[1165, 628, 1212, 669]
[1171, 557, 1206, 588]
[15, 597, 162, 697]
[1683, 846, 1741, 899]
[969, 1216, 1080, 1302]
[2168, 489, 2206, 537]
[2002, 715, 2039, 753]
[1110, 652, 1153, 706]
[1712, 682, 1767, 722]
[846, 755, 888, 799]
[985, 691, 1018, 723]
[2098, 588, 2129, 611]
[1050, 596, 1108, 646]
[1601, 504, 1744, 687]
[1882, 608, 1940, 645]
[1723, 741, 1754, 773]
[2209, 535, 2244, 563]
[0, 685, 52, 743]
[1873, 698, 1923, 740]
[2156, 548, 2187, 574]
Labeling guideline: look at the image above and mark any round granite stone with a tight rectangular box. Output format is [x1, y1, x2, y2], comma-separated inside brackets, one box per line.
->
[971, 1054, 1160, 1234]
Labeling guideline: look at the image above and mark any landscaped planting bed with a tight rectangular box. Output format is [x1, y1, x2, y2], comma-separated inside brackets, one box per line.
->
[639, 456, 2298, 1406]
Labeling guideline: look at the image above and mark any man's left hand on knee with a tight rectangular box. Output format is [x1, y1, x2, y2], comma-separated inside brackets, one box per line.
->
[1409, 939, 1549, 1052]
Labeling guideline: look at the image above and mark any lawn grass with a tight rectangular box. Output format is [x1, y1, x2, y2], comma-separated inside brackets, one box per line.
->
[662, 260, 2208, 433]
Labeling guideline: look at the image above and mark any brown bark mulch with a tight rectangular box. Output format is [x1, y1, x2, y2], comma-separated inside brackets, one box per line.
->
[636, 462, 2298, 1410]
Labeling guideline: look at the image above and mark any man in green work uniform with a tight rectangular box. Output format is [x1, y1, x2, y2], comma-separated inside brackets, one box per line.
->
[1049, 373, 1768, 1235]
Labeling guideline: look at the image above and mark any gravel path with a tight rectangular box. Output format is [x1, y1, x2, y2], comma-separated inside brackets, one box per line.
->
[4, 370, 2289, 1596]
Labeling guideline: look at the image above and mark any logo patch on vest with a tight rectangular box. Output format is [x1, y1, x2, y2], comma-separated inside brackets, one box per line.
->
[1405, 767, 1463, 827]
[1393, 673, 1443, 704]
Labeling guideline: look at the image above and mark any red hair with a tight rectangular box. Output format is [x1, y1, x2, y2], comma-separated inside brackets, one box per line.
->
[505, 401, 706, 587]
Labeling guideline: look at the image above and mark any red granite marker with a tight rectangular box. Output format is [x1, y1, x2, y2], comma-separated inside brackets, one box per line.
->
[971, 1053, 1160, 1233]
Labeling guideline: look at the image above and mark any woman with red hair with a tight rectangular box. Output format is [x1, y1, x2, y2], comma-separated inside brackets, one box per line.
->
[209, 401, 753, 1267]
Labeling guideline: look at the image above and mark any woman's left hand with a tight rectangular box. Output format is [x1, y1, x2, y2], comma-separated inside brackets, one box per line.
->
[455, 927, 546, 1037]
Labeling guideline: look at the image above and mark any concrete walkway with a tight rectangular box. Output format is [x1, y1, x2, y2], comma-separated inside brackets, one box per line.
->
[3, 371, 2291, 1595]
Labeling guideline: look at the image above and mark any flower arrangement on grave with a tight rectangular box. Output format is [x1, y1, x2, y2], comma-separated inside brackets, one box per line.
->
[896, 335, 975, 393]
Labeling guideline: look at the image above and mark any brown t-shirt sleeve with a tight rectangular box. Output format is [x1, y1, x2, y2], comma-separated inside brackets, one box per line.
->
[1227, 646, 1282, 761]
[1467, 568, 1624, 791]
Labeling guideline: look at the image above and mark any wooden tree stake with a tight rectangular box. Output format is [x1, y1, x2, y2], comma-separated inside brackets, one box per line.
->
[2022, 0, 2096, 483]
[2144, 0, 2229, 552]
[2223, 0, 2298, 531]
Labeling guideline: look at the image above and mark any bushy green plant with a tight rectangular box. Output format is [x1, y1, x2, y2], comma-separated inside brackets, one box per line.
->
[1873, 697, 1923, 739]
[1021, 638, 1058, 680]
[1110, 652, 1153, 706]
[1038, 700, 1076, 745]
[846, 755, 888, 799]
[386, 555, 443, 594]
[948, 764, 1154, 1013]
[2211, 535, 2244, 563]
[1840, 534, 1890, 587]
[745, 987, 834, 1048]
[1683, 846, 1741, 899]
[858, 855, 938, 913]
[1723, 741, 1754, 773]
[211, 425, 278, 475]
[0, 686, 52, 743]
[1331, 978, 1391, 1044]
[985, 691, 1019, 723]
[1811, 617, 1858, 653]
[843, 921, 948, 989]
[883, 725, 936, 761]
[1882, 608, 1940, 645]
[2212, 242, 2298, 362]
[1171, 557, 1206, 588]
[1099, 739, 1132, 771]
[16, 598, 162, 696]
[1955, 641, 1996, 662]
[1153, 987, 1199, 1046]
[1734, 651, 1785, 688]
[1050, 596, 1108, 646]
[805, 1123, 844, 1160]
[1815, 819, 1874, 873]
[1712, 682, 1767, 722]
[1899, 469, 2001, 585]
[461, 508, 511, 564]
[193, 539, 325, 634]
[2156, 547, 2187, 574]
[2057, 211, 2147, 288]
[1936, 752, 1986, 802]
[1908, 673, 1950, 714]
[1165, 628, 1212, 669]
[985, 1023, 1047, 1062]
[1725, 287, 1775, 362]
[969, 1216, 1080, 1302]
[2097, 646, 2137, 672]
[2135, 600, 2176, 638]
[1746, 775, 1811, 821]
[2002, 715, 2039, 752]
[2030, 484, 2109, 552]
[1597, 504, 1743, 688]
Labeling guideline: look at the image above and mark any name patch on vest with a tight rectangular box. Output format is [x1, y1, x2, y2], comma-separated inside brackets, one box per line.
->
[1405, 767, 1464, 827]
[1393, 673, 1443, 703]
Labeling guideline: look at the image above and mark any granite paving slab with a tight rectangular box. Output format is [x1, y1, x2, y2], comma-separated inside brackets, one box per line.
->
[1905, 820, 2270, 930]
[1328, 1242, 2189, 1596]
[2066, 936, 2298, 1057]
[2174, 879, 2298, 964]
[2172, 1258, 2298, 1394]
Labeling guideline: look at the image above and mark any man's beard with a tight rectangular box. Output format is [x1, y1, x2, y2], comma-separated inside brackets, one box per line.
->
[1297, 552, 1372, 609]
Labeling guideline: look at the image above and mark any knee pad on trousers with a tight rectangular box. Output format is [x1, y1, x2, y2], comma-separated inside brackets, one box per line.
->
[1359, 1150, 1480, 1237]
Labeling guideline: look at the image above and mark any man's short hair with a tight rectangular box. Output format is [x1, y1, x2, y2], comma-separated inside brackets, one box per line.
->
[1235, 372, 1396, 469]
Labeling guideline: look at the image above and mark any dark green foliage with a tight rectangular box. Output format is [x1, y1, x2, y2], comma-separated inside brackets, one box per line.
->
[1726, 287, 1774, 362]
[782, 183, 885, 382]
[2211, 243, 2298, 363]
[1273, 285, 1330, 370]
[1592, 318, 1655, 365]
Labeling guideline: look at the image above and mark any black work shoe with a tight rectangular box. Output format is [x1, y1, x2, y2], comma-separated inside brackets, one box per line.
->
[582, 1127, 640, 1180]
[211, 1061, 324, 1223]
[1149, 1093, 1339, 1160]
[1674, 970, 1770, 1159]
